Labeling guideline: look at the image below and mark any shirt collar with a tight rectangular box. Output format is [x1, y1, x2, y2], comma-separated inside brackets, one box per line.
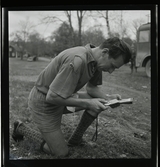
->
[85, 44, 96, 64]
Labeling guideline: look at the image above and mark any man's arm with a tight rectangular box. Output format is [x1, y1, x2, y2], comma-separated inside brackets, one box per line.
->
[46, 89, 107, 113]
[46, 89, 88, 108]
[86, 82, 107, 100]
[86, 82, 122, 100]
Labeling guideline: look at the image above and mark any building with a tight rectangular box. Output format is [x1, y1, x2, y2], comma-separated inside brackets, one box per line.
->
[9, 45, 22, 58]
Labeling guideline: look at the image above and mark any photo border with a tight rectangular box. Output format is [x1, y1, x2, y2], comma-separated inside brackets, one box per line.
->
[1, 4, 158, 167]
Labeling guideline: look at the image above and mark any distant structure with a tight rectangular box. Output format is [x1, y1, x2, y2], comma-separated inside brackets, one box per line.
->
[9, 45, 22, 58]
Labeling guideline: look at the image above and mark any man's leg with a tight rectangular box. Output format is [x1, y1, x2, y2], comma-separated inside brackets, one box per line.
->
[68, 92, 101, 146]
[12, 120, 68, 157]
[13, 86, 69, 157]
[41, 129, 68, 157]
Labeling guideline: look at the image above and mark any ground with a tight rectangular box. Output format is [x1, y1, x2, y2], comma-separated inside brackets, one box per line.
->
[9, 57, 151, 159]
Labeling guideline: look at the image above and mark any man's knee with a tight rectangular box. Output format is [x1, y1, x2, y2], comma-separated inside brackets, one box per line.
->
[41, 130, 69, 157]
[59, 147, 69, 157]
[52, 145, 69, 157]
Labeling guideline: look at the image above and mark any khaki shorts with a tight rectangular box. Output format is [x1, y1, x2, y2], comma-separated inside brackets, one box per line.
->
[28, 86, 71, 133]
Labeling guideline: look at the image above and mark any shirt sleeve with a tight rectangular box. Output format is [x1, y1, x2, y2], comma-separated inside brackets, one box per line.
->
[49, 56, 83, 99]
[89, 70, 102, 86]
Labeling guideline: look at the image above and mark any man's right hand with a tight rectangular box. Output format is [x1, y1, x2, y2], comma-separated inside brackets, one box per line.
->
[87, 98, 109, 114]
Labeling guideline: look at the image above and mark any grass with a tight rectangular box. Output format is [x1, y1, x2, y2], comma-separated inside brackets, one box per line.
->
[9, 57, 151, 159]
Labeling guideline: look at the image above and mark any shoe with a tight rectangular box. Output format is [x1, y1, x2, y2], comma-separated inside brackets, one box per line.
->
[12, 120, 24, 142]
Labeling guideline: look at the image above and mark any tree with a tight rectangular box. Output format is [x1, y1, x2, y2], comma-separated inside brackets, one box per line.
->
[76, 11, 86, 45]
[82, 28, 105, 46]
[27, 31, 41, 56]
[64, 11, 75, 44]
[51, 22, 75, 54]
[110, 11, 128, 39]
[131, 18, 146, 40]
[96, 11, 111, 37]
[91, 11, 131, 39]
[41, 11, 87, 46]
[10, 17, 35, 60]
[18, 17, 35, 43]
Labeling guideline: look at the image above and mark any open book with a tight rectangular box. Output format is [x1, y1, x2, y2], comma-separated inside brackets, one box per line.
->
[105, 98, 133, 108]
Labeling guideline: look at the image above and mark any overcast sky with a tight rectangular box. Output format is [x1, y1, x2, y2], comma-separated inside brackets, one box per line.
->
[9, 10, 150, 40]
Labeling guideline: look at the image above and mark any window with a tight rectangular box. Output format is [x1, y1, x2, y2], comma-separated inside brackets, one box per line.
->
[139, 30, 150, 42]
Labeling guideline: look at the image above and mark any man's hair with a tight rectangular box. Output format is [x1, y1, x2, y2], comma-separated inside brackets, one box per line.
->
[99, 37, 132, 63]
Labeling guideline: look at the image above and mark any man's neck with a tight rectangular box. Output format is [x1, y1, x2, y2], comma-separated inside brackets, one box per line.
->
[91, 47, 102, 62]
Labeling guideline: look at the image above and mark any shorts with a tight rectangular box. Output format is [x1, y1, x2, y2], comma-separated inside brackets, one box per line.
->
[28, 86, 67, 133]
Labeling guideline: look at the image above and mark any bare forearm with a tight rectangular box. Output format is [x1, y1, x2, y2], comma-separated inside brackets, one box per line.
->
[86, 83, 107, 100]
[89, 87, 106, 99]
[86, 83, 121, 101]
[46, 89, 89, 108]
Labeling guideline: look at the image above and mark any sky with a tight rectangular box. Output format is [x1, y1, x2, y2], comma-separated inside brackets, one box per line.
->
[9, 10, 150, 40]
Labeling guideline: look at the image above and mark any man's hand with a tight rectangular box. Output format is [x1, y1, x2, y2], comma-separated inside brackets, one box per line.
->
[106, 94, 122, 100]
[87, 98, 109, 114]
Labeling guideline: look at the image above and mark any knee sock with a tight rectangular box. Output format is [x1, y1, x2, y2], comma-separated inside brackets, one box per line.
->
[12, 120, 43, 145]
[68, 110, 97, 145]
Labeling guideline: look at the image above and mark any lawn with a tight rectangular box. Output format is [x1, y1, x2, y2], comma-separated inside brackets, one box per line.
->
[9, 57, 151, 159]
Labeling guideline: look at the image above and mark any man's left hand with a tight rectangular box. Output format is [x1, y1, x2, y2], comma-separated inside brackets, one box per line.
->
[107, 94, 122, 100]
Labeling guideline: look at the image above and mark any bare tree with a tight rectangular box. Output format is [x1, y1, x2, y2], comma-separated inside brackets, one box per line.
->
[93, 11, 131, 39]
[10, 17, 35, 59]
[64, 11, 74, 34]
[64, 11, 76, 45]
[96, 11, 111, 37]
[40, 11, 87, 46]
[18, 17, 35, 43]
[131, 18, 146, 40]
[77, 11, 86, 45]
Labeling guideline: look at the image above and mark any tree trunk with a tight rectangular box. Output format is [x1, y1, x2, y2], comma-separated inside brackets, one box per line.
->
[77, 11, 83, 46]
[106, 11, 111, 37]
[65, 11, 76, 46]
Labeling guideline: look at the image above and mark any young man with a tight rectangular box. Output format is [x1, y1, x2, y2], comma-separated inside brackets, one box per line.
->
[14, 37, 132, 157]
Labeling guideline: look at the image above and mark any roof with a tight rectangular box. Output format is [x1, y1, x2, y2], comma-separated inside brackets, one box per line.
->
[9, 44, 22, 52]
[138, 23, 151, 31]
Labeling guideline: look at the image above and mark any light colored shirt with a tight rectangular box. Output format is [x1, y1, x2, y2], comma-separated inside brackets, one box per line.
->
[35, 44, 102, 99]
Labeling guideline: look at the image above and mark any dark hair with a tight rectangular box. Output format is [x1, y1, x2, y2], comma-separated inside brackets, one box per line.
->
[99, 37, 132, 63]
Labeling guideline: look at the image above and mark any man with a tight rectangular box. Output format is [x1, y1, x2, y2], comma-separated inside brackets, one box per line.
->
[130, 41, 137, 73]
[14, 37, 132, 157]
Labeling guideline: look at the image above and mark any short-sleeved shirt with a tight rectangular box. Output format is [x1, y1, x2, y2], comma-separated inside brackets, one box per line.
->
[35, 44, 102, 99]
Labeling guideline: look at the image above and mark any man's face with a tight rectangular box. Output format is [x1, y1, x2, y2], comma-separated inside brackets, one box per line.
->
[97, 51, 125, 73]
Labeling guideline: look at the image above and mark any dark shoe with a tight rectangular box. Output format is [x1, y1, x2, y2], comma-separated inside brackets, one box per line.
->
[12, 120, 24, 142]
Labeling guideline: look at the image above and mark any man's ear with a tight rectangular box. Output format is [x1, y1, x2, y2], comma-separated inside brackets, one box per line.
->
[102, 48, 109, 54]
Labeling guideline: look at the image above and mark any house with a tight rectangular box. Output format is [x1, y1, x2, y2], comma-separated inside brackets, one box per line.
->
[9, 45, 22, 58]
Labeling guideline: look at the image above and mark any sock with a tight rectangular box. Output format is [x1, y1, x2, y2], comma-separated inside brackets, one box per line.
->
[68, 110, 96, 146]
[12, 120, 43, 145]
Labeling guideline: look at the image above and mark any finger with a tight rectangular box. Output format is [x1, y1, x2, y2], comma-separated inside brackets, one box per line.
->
[99, 102, 108, 110]
[104, 105, 110, 110]
[98, 98, 106, 103]
[117, 95, 122, 100]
